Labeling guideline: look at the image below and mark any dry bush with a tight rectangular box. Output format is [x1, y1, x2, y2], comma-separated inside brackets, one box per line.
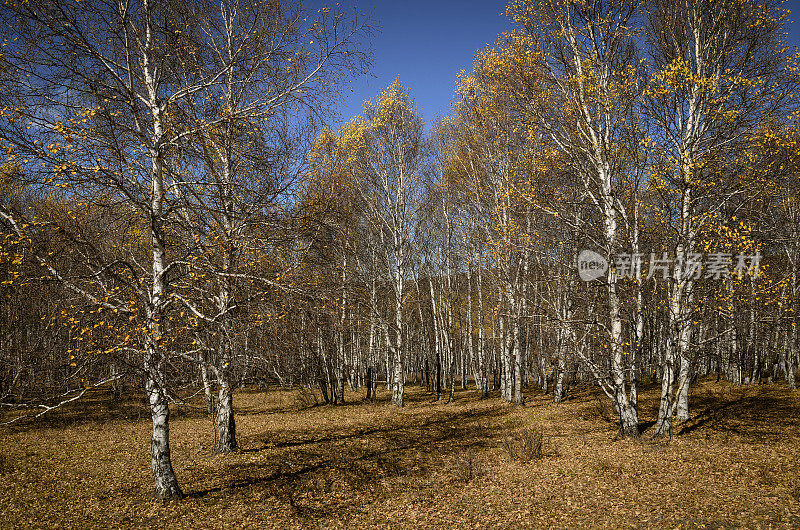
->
[451, 448, 483, 483]
[594, 395, 613, 423]
[295, 385, 319, 408]
[503, 427, 553, 463]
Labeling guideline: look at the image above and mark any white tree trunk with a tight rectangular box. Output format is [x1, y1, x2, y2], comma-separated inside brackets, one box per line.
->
[216, 380, 238, 452]
[146, 375, 182, 499]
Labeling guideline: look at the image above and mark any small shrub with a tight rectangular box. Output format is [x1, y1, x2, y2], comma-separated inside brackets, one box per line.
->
[295, 385, 318, 408]
[503, 428, 550, 463]
[451, 448, 483, 482]
[594, 395, 612, 423]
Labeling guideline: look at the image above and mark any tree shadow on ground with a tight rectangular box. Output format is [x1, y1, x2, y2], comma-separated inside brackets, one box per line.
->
[677, 384, 800, 441]
[1, 389, 160, 431]
[185, 404, 509, 521]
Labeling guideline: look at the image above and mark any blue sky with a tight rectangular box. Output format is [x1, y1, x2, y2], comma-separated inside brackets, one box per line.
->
[324, 0, 800, 129]
[327, 0, 512, 128]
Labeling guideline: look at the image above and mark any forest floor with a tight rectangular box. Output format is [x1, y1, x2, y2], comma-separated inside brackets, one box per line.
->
[2, 379, 800, 528]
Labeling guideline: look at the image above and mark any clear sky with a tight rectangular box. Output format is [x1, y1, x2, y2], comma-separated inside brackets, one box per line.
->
[323, 0, 513, 128]
[321, 0, 800, 129]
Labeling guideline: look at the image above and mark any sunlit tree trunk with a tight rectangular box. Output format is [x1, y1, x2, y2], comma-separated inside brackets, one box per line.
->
[790, 269, 798, 390]
[144, 13, 183, 493]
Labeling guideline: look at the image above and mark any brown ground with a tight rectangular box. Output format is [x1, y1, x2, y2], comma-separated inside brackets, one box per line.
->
[1, 379, 799, 529]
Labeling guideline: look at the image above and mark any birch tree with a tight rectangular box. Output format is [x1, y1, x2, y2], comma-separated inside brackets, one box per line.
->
[0, 0, 369, 496]
[508, 0, 645, 436]
[172, 0, 369, 452]
[644, 0, 799, 436]
[348, 82, 427, 407]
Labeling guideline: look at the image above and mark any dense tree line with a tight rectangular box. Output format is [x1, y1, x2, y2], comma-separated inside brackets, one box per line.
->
[0, 0, 798, 499]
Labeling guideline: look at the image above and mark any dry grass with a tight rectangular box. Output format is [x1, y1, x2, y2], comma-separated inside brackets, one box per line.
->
[2, 379, 800, 528]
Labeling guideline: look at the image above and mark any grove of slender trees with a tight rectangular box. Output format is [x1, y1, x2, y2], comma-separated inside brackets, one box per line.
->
[1, 0, 799, 499]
